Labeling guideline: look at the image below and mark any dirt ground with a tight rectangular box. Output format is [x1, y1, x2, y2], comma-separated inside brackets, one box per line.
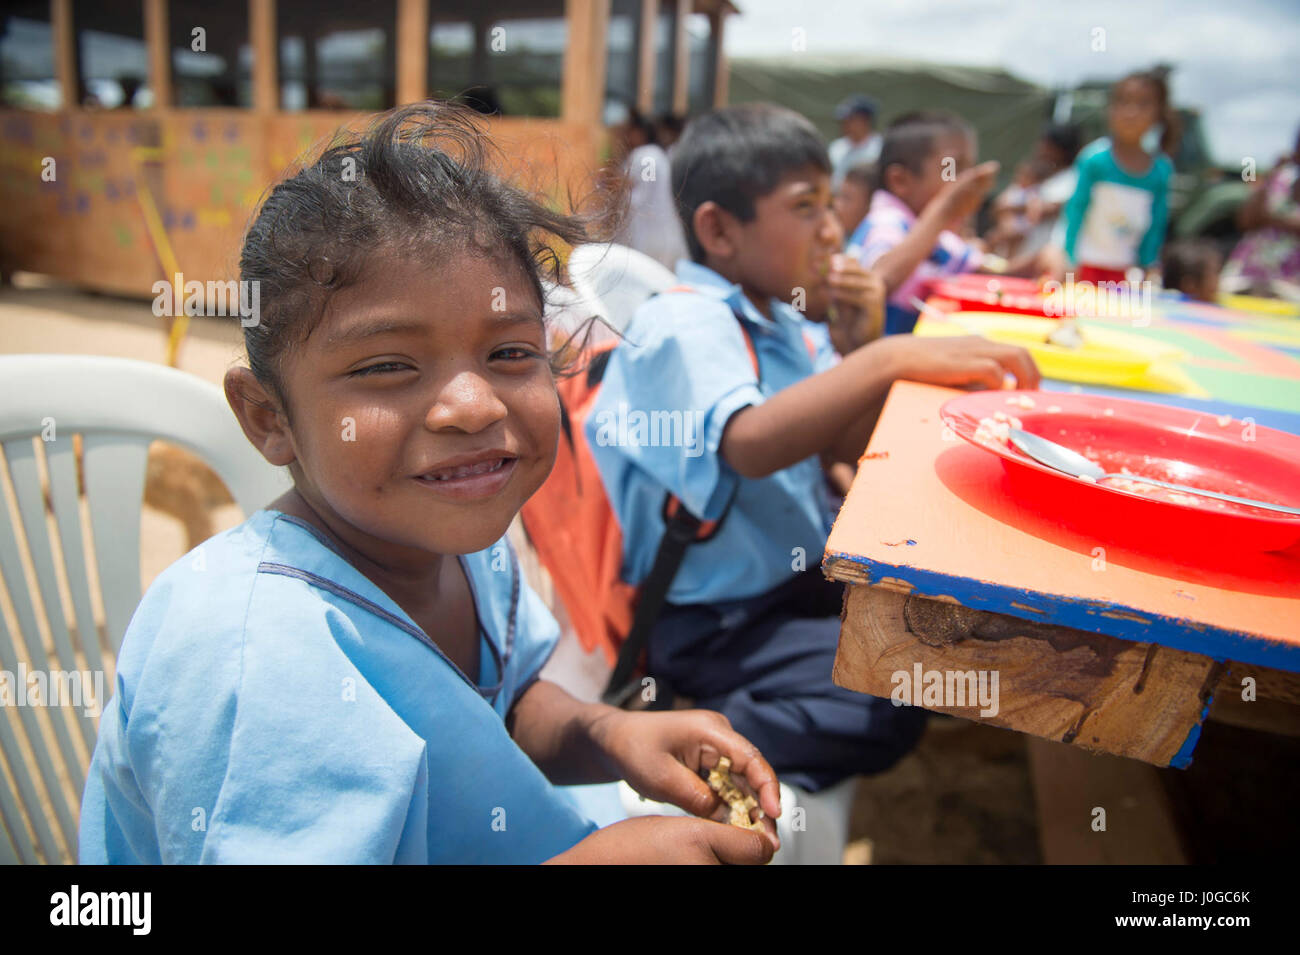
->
[5, 276, 1297, 865]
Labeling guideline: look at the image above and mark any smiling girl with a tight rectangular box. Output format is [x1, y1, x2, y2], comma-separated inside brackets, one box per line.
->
[79, 104, 780, 865]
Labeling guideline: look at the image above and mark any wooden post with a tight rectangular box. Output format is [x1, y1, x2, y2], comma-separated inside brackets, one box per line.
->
[471, 18, 489, 90]
[635, 0, 658, 114]
[250, 0, 278, 112]
[561, 0, 610, 129]
[144, 0, 172, 109]
[396, 0, 429, 104]
[51, 0, 77, 109]
[709, 9, 727, 108]
[670, 0, 689, 115]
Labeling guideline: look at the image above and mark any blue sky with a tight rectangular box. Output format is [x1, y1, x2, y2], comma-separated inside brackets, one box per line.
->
[724, 0, 1300, 165]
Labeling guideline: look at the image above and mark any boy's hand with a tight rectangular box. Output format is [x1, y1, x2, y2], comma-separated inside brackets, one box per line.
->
[881, 333, 1040, 391]
[937, 161, 1000, 224]
[545, 816, 776, 865]
[588, 708, 782, 849]
[828, 254, 886, 350]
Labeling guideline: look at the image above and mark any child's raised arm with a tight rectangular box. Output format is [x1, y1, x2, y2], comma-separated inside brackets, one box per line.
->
[871, 162, 999, 294]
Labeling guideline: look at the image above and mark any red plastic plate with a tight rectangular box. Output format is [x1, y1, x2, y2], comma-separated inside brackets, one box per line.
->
[926, 275, 1064, 317]
[940, 390, 1300, 553]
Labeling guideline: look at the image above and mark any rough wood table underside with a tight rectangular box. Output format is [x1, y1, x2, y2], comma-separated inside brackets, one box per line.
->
[830, 580, 1300, 767]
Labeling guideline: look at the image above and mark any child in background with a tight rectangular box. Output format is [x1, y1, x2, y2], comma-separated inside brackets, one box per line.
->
[987, 158, 1053, 258]
[1161, 239, 1222, 303]
[1221, 126, 1300, 301]
[608, 104, 690, 270]
[850, 112, 1002, 335]
[833, 161, 876, 242]
[80, 104, 783, 865]
[588, 104, 1039, 795]
[1062, 71, 1178, 285]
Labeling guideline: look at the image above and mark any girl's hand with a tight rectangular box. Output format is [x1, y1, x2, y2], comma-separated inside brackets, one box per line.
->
[589, 708, 782, 849]
[827, 255, 886, 351]
[544, 816, 776, 865]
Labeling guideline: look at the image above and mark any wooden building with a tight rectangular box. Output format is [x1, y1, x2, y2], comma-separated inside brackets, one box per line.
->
[0, 1, 737, 296]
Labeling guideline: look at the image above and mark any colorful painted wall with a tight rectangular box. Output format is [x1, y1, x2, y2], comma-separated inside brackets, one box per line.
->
[0, 109, 600, 297]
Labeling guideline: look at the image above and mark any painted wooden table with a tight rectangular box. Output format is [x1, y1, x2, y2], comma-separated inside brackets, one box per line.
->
[824, 299, 1300, 769]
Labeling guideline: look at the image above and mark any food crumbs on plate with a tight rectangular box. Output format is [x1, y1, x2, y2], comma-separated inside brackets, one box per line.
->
[1103, 408, 1115, 417]
[706, 757, 765, 832]
[1110, 478, 1157, 494]
[1006, 395, 1036, 409]
[991, 410, 1023, 428]
[1168, 492, 1200, 506]
[1078, 474, 1098, 483]
[975, 415, 1012, 447]
[1216, 414, 1233, 427]
[1047, 405, 1062, 413]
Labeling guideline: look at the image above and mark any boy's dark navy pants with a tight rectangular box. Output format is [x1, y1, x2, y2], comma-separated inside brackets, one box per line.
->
[649, 569, 927, 793]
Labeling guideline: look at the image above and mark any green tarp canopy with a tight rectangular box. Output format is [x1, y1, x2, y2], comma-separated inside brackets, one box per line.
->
[728, 55, 1056, 188]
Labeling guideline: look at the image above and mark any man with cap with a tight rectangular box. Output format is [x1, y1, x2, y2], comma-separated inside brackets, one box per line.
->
[829, 95, 882, 189]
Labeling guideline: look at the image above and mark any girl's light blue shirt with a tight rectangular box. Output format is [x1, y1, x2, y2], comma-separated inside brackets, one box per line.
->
[79, 509, 597, 864]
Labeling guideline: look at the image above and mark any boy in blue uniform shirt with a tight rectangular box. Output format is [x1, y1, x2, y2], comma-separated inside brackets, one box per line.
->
[589, 104, 1038, 792]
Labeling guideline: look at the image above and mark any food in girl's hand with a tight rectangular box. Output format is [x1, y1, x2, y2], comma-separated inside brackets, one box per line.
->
[706, 757, 765, 832]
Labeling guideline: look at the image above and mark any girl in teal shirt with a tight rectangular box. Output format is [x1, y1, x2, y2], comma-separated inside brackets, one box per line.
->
[1063, 71, 1178, 285]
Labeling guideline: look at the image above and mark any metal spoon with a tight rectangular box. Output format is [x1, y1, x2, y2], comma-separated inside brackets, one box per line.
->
[1007, 428, 1300, 516]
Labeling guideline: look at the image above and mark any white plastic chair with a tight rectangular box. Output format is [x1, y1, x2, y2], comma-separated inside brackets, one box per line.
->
[0, 355, 291, 863]
[541, 277, 617, 352]
[567, 243, 678, 334]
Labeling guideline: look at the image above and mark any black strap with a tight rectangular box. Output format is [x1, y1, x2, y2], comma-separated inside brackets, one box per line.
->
[600, 482, 742, 707]
[601, 498, 705, 706]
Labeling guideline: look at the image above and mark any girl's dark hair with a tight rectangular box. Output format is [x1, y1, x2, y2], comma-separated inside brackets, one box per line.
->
[1161, 238, 1220, 293]
[238, 101, 593, 410]
[1042, 122, 1082, 165]
[1115, 70, 1181, 156]
[625, 106, 656, 145]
